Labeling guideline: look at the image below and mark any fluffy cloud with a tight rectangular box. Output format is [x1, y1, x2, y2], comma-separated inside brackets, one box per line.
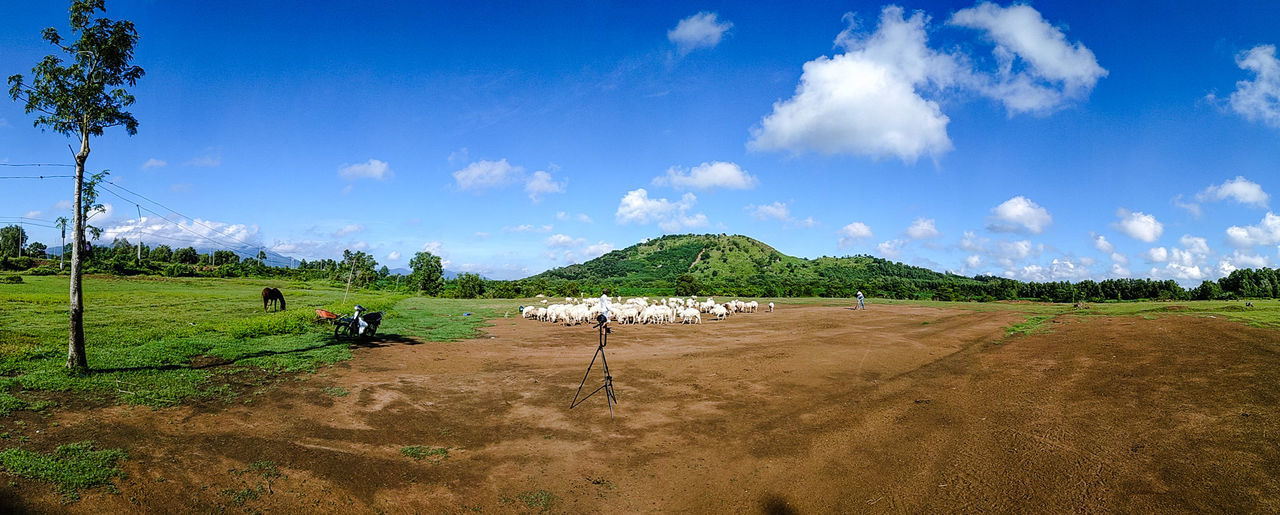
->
[525, 170, 566, 202]
[1180, 235, 1210, 255]
[877, 239, 905, 259]
[615, 189, 709, 232]
[1196, 176, 1270, 208]
[339, 159, 392, 180]
[1225, 212, 1280, 248]
[949, 2, 1107, 114]
[838, 222, 873, 248]
[386, 251, 401, 261]
[453, 159, 522, 191]
[749, 6, 956, 162]
[1144, 247, 1169, 263]
[502, 224, 552, 234]
[1015, 258, 1091, 282]
[1091, 233, 1114, 253]
[421, 241, 443, 254]
[1113, 209, 1163, 242]
[546, 233, 584, 248]
[906, 217, 941, 239]
[750, 4, 1102, 161]
[987, 195, 1052, 234]
[965, 254, 982, 268]
[1227, 45, 1280, 127]
[141, 158, 167, 170]
[748, 202, 790, 222]
[332, 224, 363, 237]
[653, 161, 757, 190]
[556, 212, 593, 223]
[668, 12, 732, 56]
[102, 216, 259, 249]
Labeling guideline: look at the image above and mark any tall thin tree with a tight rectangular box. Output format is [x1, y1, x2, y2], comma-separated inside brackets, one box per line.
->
[9, 0, 144, 371]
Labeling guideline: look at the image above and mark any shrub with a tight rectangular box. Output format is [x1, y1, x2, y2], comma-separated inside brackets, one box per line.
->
[0, 275, 22, 284]
[27, 266, 60, 276]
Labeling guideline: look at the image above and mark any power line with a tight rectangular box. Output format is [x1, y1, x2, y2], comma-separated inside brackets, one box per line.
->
[100, 181, 262, 250]
[0, 163, 75, 167]
[0, 175, 74, 179]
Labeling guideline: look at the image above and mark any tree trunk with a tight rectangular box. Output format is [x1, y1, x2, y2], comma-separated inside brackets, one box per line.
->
[67, 136, 90, 372]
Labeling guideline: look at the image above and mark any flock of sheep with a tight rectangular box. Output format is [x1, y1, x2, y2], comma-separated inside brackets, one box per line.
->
[521, 296, 774, 325]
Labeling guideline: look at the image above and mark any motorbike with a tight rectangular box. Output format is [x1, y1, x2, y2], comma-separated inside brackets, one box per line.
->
[333, 305, 383, 340]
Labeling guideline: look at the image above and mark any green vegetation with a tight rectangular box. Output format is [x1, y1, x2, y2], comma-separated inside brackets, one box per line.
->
[508, 489, 557, 512]
[399, 445, 449, 462]
[322, 386, 349, 397]
[0, 441, 128, 501]
[1006, 315, 1056, 336]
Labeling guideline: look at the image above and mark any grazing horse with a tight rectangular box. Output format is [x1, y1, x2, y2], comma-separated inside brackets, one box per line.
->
[261, 287, 286, 312]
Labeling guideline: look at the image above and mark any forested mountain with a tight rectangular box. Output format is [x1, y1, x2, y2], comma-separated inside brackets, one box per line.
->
[528, 233, 994, 298]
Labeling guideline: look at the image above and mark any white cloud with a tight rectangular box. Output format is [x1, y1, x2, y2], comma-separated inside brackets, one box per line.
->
[556, 212, 593, 223]
[1226, 251, 1270, 270]
[1111, 263, 1132, 277]
[584, 241, 614, 258]
[1092, 233, 1114, 253]
[800, 217, 819, 228]
[54, 200, 73, 211]
[668, 12, 732, 55]
[386, 251, 401, 261]
[877, 239, 905, 259]
[525, 170, 566, 202]
[421, 241, 443, 254]
[474, 232, 489, 239]
[965, 254, 982, 268]
[838, 222, 873, 248]
[960, 230, 988, 253]
[748, 202, 790, 222]
[141, 158, 167, 169]
[1227, 45, 1280, 127]
[1144, 247, 1169, 263]
[1196, 176, 1270, 208]
[503, 224, 552, 234]
[452, 159, 523, 191]
[1180, 235, 1210, 255]
[1113, 208, 1163, 242]
[1172, 194, 1202, 218]
[749, 6, 956, 162]
[546, 233, 585, 248]
[994, 239, 1036, 261]
[332, 224, 363, 237]
[615, 189, 709, 232]
[949, 2, 1107, 114]
[653, 161, 757, 190]
[987, 195, 1052, 234]
[906, 217, 941, 239]
[23, 210, 41, 219]
[1015, 258, 1091, 282]
[101, 215, 259, 249]
[1226, 212, 1280, 248]
[339, 159, 392, 180]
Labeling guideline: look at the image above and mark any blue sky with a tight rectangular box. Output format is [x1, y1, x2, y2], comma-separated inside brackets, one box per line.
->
[2, 1, 1279, 282]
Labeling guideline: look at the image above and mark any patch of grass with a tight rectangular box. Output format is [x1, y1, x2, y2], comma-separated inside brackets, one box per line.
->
[1006, 315, 1055, 336]
[400, 445, 449, 462]
[514, 489, 557, 512]
[221, 485, 263, 505]
[322, 386, 349, 397]
[0, 440, 128, 501]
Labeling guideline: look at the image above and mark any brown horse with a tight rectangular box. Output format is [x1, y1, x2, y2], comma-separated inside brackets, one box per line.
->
[261, 287, 286, 312]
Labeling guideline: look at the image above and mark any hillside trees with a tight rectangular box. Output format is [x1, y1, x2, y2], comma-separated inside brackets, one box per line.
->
[408, 250, 444, 295]
[8, 0, 144, 371]
[457, 273, 485, 299]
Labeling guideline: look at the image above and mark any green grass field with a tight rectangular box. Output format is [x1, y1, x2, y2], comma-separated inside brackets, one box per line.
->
[0, 275, 509, 414]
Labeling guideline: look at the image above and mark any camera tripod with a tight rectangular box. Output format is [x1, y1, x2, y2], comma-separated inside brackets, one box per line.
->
[570, 316, 618, 419]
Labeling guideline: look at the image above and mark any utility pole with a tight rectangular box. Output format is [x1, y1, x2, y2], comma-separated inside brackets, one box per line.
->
[343, 262, 354, 303]
[59, 221, 66, 270]
[17, 222, 22, 257]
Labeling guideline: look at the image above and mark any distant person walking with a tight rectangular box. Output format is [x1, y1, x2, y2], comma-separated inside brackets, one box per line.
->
[856, 290, 866, 310]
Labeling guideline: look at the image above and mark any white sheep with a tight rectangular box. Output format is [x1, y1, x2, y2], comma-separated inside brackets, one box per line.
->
[711, 305, 729, 320]
[768, 302, 774, 312]
[679, 307, 701, 324]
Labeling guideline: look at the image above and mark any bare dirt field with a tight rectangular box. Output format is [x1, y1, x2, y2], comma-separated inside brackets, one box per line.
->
[3, 303, 1279, 512]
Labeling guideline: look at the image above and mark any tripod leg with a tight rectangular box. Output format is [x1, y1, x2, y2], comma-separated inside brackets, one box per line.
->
[570, 345, 603, 409]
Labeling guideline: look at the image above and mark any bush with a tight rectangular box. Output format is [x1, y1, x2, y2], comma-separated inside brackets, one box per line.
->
[0, 275, 22, 284]
[27, 266, 60, 276]
[163, 263, 196, 277]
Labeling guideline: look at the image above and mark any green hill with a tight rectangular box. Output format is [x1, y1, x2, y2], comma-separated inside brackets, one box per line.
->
[528, 234, 990, 298]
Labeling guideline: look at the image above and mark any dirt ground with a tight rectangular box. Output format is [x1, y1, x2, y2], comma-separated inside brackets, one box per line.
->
[3, 303, 1279, 513]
